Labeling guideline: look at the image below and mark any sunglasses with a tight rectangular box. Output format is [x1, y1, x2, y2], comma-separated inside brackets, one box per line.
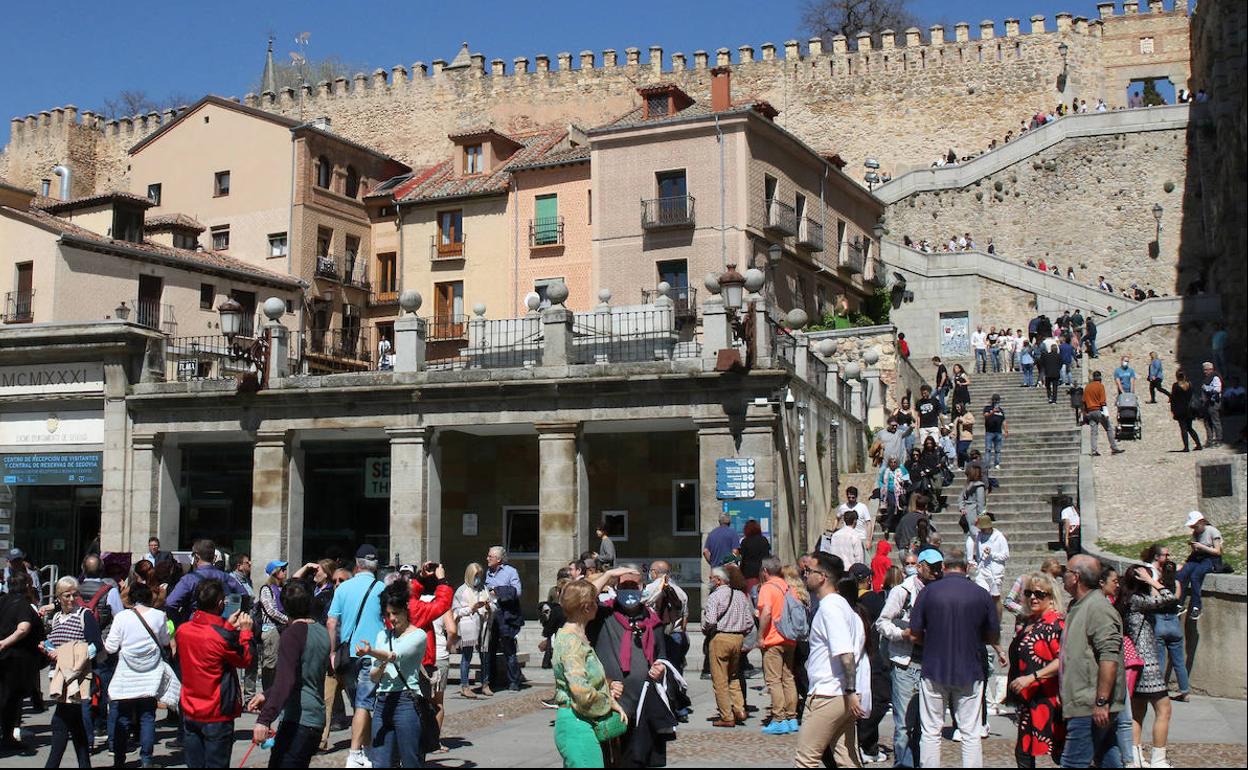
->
[800, 568, 828, 579]
[1024, 590, 1052, 599]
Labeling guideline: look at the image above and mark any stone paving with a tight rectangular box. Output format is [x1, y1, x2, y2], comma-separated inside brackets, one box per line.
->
[5, 663, 1244, 767]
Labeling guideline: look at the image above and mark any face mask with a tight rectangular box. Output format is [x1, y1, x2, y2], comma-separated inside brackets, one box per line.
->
[473, 576, 484, 589]
[616, 589, 643, 611]
[904, 565, 918, 578]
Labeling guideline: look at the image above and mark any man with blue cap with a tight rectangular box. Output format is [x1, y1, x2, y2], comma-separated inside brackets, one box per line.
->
[876, 548, 942, 767]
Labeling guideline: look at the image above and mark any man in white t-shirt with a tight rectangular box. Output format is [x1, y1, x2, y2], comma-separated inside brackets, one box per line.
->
[794, 552, 869, 768]
[834, 486, 873, 549]
[1060, 505, 1081, 557]
[971, 327, 988, 373]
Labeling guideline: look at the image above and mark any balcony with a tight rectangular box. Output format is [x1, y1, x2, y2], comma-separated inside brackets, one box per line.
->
[303, 326, 375, 373]
[426, 314, 469, 342]
[127, 298, 178, 335]
[842, 241, 865, 274]
[314, 254, 370, 289]
[529, 216, 564, 248]
[431, 235, 466, 261]
[797, 217, 824, 251]
[867, 257, 888, 287]
[764, 199, 797, 236]
[641, 196, 695, 229]
[640, 286, 698, 318]
[3, 291, 33, 323]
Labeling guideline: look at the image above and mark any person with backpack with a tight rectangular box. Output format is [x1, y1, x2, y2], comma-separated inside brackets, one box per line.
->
[258, 561, 290, 691]
[757, 557, 800, 735]
[177, 578, 254, 767]
[163, 539, 246, 625]
[1155, 370, 1203, 451]
[41, 576, 102, 768]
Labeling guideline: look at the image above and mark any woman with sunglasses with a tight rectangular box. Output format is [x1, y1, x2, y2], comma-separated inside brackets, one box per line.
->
[1006, 571, 1065, 769]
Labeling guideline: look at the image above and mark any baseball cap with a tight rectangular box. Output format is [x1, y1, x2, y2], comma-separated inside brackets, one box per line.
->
[355, 544, 379, 559]
[265, 560, 288, 576]
[399, 564, 415, 575]
[7, 547, 25, 560]
[1184, 511, 1205, 528]
[847, 563, 872, 582]
[917, 548, 944, 565]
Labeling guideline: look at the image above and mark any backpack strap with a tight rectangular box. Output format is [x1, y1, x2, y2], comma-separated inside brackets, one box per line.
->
[85, 584, 111, 612]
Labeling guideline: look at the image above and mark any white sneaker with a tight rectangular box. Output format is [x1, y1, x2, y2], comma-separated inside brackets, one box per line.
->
[980, 722, 991, 738]
[346, 749, 373, 768]
[952, 728, 963, 742]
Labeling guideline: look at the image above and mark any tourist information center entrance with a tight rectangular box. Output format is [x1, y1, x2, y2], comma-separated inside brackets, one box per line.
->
[1, 451, 103, 578]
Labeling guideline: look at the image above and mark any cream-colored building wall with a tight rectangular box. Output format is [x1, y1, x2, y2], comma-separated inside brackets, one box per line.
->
[56, 204, 116, 239]
[399, 196, 511, 317]
[128, 103, 293, 269]
[512, 165, 593, 313]
[592, 122, 749, 310]
[0, 216, 59, 324]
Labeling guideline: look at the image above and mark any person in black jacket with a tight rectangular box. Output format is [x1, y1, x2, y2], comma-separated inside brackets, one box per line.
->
[1155, 370, 1203, 451]
[1040, 343, 1064, 404]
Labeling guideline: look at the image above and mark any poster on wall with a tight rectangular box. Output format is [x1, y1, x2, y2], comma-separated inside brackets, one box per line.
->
[940, 312, 971, 359]
[462, 512, 478, 537]
[721, 499, 773, 536]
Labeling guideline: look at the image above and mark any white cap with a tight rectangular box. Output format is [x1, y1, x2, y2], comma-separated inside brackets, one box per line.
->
[1185, 510, 1205, 528]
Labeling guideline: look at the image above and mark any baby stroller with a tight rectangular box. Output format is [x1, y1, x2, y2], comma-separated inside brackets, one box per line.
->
[1115, 391, 1143, 440]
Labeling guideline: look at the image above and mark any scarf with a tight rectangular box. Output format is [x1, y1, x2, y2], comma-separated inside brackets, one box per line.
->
[612, 608, 662, 674]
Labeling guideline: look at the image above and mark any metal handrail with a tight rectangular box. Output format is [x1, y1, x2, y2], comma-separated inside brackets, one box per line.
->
[430, 234, 466, 260]
[529, 216, 564, 247]
[3, 290, 34, 322]
[798, 217, 824, 250]
[641, 196, 695, 229]
[765, 198, 797, 235]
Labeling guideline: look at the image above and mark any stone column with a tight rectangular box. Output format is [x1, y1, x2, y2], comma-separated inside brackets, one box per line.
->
[127, 434, 159, 556]
[250, 430, 292, 587]
[702, 297, 730, 369]
[388, 427, 432, 566]
[394, 315, 426, 373]
[100, 361, 129, 552]
[537, 423, 579, 601]
[541, 307, 574, 366]
[696, 415, 779, 584]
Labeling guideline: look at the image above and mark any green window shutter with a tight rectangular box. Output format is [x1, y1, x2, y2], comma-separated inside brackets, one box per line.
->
[535, 195, 559, 244]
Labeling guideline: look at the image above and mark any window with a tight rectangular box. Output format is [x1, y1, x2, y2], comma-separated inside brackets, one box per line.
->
[504, 508, 539, 557]
[6, 262, 33, 322]
[378, 204, 397, 218]
[316, 156, 332, 189]
[137, 275, 163, 329]
[764, 175, 778, 207]
[464, 144, 484, 175]
[534, 277, 565, 309]
[214, 170, 230, 197]
[435, 281, 464, 322]
[437, 210, 463, 255]
[587, 190, 592, 225]
[316, 227, 332, 257]
[794, 275, 808, 311]
[231, 290, 256, 336]
[173, 231, 198, 250]
[645, 93, 669, 117]
[1140, 37, 1155, 55]
[795, 193, 807, 223]
[836, 219, 847, 258]
[344, 235, 360, 280]
[345, 166, 360, 198]
[654, 170, 688, 223]
[146, 183, 161, 206]
[657, 259, 690, 309]
[210, 225, 230, 251]
[268, 232, 288, 258]
[672, 480, 699, 535]
[112, 206, 144, 243]
[377, 253, 398, 294]
[656, 170, 687, 200]
[533, 194, 559, 245]
[199, 284, 214, 310]
[600, 510, 629, 542]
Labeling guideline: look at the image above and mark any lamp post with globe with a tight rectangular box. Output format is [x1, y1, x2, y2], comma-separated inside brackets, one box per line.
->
[216, 296, 289, 390]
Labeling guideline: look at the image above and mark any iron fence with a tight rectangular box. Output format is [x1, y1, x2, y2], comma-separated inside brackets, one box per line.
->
[572, 309, 677, 364]
[640, 286, 698, 317]
[128, 298, 177, 335]
[529, 216, 564, 247]
[427, 316, 543, 370]
[302, 327, 377, 372]
[765, 199, 797, 236]
[769, 320, 798, 369]
[867, 257, 887, 287]
[3, 291, 34, 323]
[843, 241, 865, 274]
[641, 196, 695, 229]
[807, 348, 829, 394]
[798, 217, 824, 250]
[165, 336, 255, 381]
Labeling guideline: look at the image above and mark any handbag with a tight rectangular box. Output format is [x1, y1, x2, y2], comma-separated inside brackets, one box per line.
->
[590, 710, 628, 742]
[386, 635, 441, 756]
[132, 608, 181, 708]
[336, 577, 381, 677]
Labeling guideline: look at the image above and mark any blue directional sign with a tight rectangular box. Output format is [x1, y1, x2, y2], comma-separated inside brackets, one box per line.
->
[1, 453, 103, 485]
[723, 499, 773, 537]
[716, 457, 756, 499]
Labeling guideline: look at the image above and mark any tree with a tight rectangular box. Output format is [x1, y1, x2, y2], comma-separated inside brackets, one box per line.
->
[801, 0, 921, 46]
[98, 90, 196, 119]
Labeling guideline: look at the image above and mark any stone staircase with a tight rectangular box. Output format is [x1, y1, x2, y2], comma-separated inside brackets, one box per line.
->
[932, 366, 1079, 572]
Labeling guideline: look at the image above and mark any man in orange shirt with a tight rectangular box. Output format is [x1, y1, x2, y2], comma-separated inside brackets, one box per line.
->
[757, 556, 799, 735]
[1082, 371, 1125, 456]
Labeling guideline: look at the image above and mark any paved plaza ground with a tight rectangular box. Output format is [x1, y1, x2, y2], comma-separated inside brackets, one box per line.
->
[6, 662, 1245, 768]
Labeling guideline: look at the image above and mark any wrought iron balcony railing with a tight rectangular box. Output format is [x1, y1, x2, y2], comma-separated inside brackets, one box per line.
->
[641, 196, 695, 229]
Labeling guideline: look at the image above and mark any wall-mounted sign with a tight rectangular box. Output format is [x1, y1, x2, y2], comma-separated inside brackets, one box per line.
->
[0, 362, 104, 397]
[716, 458, 756, 499]
[722, 499, 773, 537]
[364, 456, 390, 498]
[1, 453, 103, 485]
[462, 512, 478, 537]
[0, 410, 104, 447]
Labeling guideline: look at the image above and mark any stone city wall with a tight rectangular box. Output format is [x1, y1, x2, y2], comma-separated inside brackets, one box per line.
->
[2, 5, 1190, 198]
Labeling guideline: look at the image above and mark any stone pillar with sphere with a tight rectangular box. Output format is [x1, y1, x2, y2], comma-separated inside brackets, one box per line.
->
[393, 290, 426, 373]
[262, 296, 290, 383]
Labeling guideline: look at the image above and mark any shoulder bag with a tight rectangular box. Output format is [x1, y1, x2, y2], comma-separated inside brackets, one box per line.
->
[335, 577, 380, 677]
[132, 609, 180, 708]
[702, 588, 732, 637]
[386, 634, 441, 756]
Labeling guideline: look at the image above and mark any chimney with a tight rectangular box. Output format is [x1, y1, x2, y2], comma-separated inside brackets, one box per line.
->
[711, 66, 732, 111]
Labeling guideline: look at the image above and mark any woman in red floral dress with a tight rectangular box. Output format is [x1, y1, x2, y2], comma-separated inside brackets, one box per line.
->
[1008, 571, 1067, 768]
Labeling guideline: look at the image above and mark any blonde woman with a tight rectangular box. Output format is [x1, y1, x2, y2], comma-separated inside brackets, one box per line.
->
[1007, 572, 1066, 767]
[42, 576, 101, 768]
[452, 562, 492, 698]
[551, 579, 627, 767]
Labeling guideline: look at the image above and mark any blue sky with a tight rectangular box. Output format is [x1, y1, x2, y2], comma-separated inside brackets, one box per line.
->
[2, 1, 1186, 145]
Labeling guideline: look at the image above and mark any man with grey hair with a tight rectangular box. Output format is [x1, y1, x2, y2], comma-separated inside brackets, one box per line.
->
[757, 556, 799, 734]
[326, 544, 385, 767]
[484, 545, 524, 693]
[703, 513, 737, 568]
[1059, 554, 1126, 767]
[644, 559, 689, 673]
[1201, 361, 1223, 446]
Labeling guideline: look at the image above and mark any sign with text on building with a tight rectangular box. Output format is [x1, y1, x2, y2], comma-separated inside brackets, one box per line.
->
[364, 456, 390, 498]
[0, 362, 104, 397]
[716, 457, 756, 499]
[0, 410, 104, 446]
[722, 499, 772, 537]
[1, 452, 103, 485]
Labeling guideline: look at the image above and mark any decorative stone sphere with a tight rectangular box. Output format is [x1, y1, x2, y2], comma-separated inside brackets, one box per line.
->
[843, 361, 862, 380]
[597, 288, 612, 303]
[472, 303, 487, 317]
[743, 268, 766, 293]
[262, 296, 286, 321]
[546, 281, 569, 306]
[704, 273, 722, 295]
[863, 347, 881, 366]
[817, 339, 839, 357]
[399, 290, 422, 314]
[786, 308, 809, 330]
[656, 281, 671, 297]
[524, 292, 541, 311]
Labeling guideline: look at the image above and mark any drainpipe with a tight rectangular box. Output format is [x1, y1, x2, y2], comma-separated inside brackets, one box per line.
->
[512, 178, 520, 313]
[715, 116, 726, 269]
[52, 165, 72, 200]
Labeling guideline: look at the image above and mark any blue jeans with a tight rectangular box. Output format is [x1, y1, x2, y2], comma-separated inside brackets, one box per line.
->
[113, 696, 157, 765]
[1153, 613, 1190, 693]
[1062, 363, 1073, 386]
[990, 348, 1002, 372]
[666, 631, 690, 675]
[1022, 363, 1035, 387]
[890, 661, 921, 767]
[985, 431, 1003, 467]
[351, 655, 379, 711]
[936, 387, 949, 414]
[369, 690, 425, 768]
[460, 644, 488, 689]
[975, 349, 988, 373]
[1177, 558, 1216, 612]
[183, 719, 235, 768]
[1060, 713, 1123, 767]
[1087, 338, 1098, 357]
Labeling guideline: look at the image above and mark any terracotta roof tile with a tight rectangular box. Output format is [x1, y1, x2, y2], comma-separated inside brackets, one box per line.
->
[144, 213, 205, 232]
[34, 190, 155, 214]
[398, 130, 566, 204]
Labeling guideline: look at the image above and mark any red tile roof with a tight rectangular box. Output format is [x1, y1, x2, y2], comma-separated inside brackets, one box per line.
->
[34, 190, 154, 215]
[144, 213, 205, 232]
[397, 130, 567, 204]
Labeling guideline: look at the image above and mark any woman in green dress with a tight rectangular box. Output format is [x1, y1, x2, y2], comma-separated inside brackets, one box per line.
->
[551, 579, 628, 768]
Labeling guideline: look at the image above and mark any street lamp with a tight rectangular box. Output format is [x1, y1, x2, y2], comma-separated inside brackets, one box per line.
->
[217, 297, 281, 391]
[1058, 42, 1069, 68]
[864, 158, 881, 191]
[1152, 203, 1164, 227]
[718, 263, 746, 311]
[217, 298, 244, 340]
[114, 301, 131, 321]
[712, 263, 766, 372]
[872, 218, 885, 241]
